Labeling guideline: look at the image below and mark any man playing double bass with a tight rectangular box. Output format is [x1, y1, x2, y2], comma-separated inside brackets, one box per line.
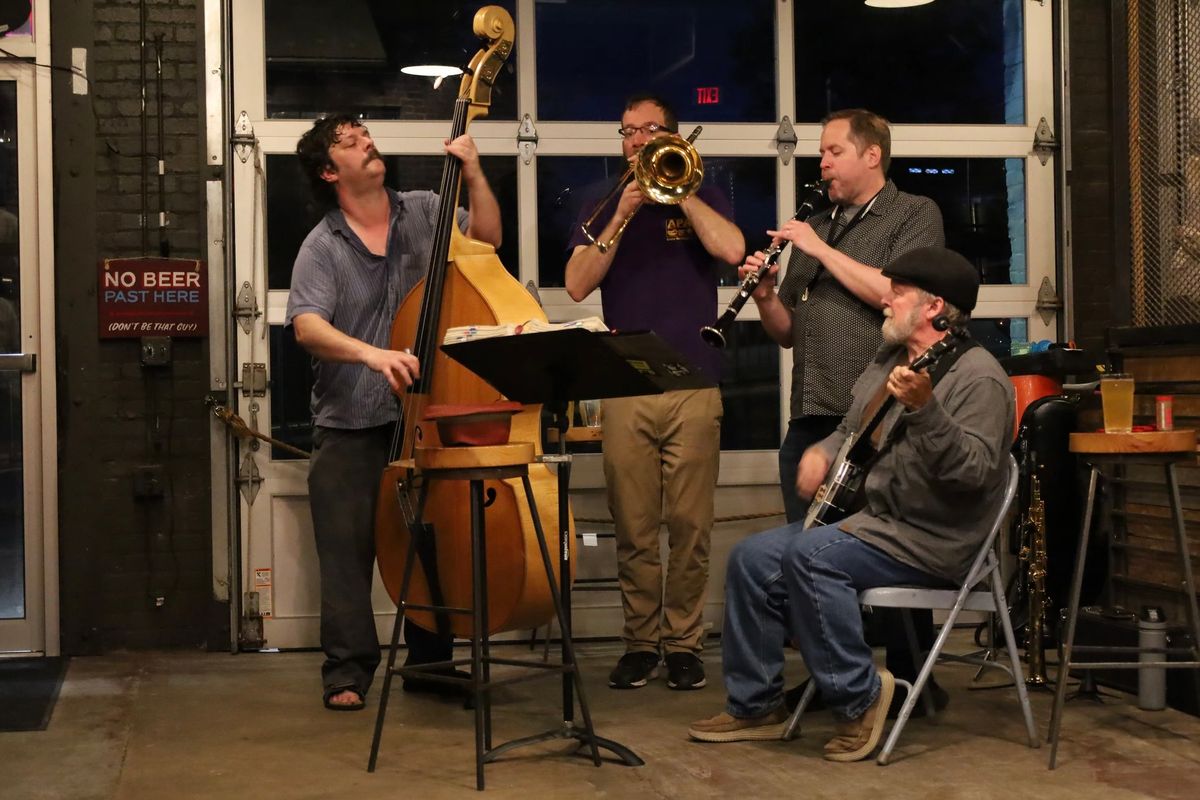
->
[286, 114, 502, 711]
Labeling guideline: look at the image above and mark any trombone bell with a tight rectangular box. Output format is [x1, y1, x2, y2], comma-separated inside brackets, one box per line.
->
[580, 127, 705, 253]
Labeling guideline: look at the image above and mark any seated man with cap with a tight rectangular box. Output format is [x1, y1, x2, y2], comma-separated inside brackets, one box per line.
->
[688, 246, 1014, 762]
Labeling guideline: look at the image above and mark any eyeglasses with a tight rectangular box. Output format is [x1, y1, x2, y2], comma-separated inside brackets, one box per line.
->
[617, 122, 673, 139]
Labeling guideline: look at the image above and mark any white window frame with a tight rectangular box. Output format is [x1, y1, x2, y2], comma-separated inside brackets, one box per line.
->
[228, 0, 1059, 493]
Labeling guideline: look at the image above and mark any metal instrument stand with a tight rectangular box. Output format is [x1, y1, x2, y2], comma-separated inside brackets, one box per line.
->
[484, 404, 643, 766]
[432, 328, 710, 774]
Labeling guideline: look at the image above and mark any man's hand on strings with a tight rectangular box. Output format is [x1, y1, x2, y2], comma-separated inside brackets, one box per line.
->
[445, 134, 484, 181]
[796, 446, 831, 501]
[887, 365, 933, 411]
[365, 347, 421, 395]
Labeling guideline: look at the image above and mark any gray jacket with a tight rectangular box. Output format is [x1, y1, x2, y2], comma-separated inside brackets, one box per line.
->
[815, 341, 1015, 584]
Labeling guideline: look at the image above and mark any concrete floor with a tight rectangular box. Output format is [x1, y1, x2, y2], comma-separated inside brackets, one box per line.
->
[3, 636, 1199, 799]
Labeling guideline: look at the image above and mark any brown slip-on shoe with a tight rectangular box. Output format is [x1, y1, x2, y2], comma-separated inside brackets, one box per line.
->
[823, 668, 895, 762]
[688, 707, 789, 743]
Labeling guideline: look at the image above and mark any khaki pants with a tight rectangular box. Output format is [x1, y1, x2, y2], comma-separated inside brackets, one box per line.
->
[602, 387, 722, 655]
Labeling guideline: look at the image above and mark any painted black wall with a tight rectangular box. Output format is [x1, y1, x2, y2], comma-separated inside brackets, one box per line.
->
[51, 0, 218, 653]
[1068, 0, 1126, 353]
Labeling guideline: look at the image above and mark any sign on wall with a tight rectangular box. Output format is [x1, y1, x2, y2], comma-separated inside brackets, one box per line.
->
[98, 258, 208, 338]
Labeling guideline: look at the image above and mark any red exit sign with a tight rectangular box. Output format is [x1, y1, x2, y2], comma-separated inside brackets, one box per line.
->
[696, 86, 720, 105]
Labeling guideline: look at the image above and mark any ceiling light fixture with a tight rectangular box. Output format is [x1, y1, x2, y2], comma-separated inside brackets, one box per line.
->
[400, 64, 463, 90]
[865, 0, 935, 8]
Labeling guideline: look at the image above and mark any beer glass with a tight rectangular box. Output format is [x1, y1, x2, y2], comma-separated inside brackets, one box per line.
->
[1100, 373, 1135, 433]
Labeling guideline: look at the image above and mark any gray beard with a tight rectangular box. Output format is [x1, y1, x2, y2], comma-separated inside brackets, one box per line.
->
[882, 307, 921, 345]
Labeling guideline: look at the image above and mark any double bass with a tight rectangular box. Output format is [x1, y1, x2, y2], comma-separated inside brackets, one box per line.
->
[374, 6, 572, 637]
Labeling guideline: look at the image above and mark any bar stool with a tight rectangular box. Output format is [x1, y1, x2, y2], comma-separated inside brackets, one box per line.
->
[367, 442, 601, 790]
[1048, 429, 1200, 768]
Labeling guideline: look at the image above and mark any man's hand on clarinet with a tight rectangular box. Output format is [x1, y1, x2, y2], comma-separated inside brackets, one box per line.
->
[740, 251, 778, 300]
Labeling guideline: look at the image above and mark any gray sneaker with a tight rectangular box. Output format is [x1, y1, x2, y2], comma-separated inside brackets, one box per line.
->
[608, 651, 659, 689]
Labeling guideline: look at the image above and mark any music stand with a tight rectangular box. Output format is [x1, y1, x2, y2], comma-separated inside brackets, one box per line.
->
[443, 328, 714, 766]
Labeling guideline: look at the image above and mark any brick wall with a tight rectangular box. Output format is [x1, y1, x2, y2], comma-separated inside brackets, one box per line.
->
[1068, 0, 1125, 353]
[52, 0, 217, 652]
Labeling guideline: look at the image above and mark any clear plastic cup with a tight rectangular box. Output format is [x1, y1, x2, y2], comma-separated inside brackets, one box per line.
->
[1100, 373, 1135, 433]
[578, 399, 602, 428]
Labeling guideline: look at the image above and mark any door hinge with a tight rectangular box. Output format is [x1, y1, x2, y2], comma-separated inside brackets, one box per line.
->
[524, 280, 543, 308]
[1032, 117, 1059, 166]
[517, 113, 538, 165]
[231, 111, 256, 164]
[240, 362, 267, 397]
[236, 452, 264, 506]
[775, 116, 798, 166]
[235, 280, 261, 334]
[1035, 275, 1063, 325]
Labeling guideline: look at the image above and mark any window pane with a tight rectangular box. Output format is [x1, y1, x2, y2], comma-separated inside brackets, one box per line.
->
[971, 317, 1028, 361]
[892, 157, 1027, 286]
[269, 325, 314, 461]
[265, 0, 518, 120]
[0, 81, 22, 620]
[793, 156, 1027, 286]
[536, 0, 776, 122]
[719, 322, 780, 451]
[536, 156, 774, 288]
[795, 0, 1025, 124]
[267, 154, 518, 290]
[270, 318, 782, 456]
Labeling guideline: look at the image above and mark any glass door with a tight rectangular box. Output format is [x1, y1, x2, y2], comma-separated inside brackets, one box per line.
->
[0, 61, 52, 654]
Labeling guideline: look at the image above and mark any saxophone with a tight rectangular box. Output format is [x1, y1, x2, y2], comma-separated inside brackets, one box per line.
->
[1019, 471, 1050, 687]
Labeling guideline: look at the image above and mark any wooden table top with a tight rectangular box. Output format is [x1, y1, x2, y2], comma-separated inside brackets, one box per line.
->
[1068, 429, 1196, 454]
[546, 426, 603, 443]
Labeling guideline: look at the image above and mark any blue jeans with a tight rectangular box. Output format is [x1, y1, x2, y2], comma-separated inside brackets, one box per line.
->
[778, 416, 841, 524]
[722, 522, 945, 721]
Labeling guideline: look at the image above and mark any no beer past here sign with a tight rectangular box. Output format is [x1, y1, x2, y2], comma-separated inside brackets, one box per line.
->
[98, 258, 208, 338]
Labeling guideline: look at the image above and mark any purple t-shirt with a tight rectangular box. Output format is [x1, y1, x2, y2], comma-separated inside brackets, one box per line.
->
[568, 182, 733, 381]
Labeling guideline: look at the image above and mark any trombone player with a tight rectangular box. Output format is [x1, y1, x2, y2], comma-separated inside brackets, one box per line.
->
[565, 93, 745, 692]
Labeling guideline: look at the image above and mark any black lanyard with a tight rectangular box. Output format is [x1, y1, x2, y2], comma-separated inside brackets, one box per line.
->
[801, 188, 883, 302]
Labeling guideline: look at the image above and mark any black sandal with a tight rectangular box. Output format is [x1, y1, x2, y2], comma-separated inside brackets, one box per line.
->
[323, 685, 365, 711]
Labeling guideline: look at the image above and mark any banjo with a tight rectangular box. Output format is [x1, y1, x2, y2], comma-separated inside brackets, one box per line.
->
[803, 327, 972, 529]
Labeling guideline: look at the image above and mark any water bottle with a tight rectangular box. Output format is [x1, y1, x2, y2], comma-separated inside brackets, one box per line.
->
[1138, 606, 1167, 711]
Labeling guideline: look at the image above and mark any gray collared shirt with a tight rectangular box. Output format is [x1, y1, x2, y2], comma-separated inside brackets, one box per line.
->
[285, 188, 468, 429]
[777, 180, 944, 420]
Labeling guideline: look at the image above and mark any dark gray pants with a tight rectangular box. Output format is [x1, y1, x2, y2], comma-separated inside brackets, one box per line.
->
[309, 424, 450, 696]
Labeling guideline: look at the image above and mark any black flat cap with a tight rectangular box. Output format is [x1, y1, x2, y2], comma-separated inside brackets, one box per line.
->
[881, 246, 980, 313]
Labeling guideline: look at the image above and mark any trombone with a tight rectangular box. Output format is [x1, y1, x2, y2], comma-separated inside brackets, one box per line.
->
[580, 126, 704, 253]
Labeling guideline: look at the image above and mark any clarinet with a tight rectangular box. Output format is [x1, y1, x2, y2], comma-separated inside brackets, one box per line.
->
[700, 179, 830, 349]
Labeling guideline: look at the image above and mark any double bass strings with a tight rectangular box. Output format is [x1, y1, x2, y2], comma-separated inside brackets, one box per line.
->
[393, 95, 471, 461]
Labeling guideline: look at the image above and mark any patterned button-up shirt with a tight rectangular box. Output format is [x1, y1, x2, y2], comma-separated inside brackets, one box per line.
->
[286, 189, 468, 430]
[777, 180, 944, 420]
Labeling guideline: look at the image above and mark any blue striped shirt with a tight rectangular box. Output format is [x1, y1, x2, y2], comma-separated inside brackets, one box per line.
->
[285, 188, 468, 429]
